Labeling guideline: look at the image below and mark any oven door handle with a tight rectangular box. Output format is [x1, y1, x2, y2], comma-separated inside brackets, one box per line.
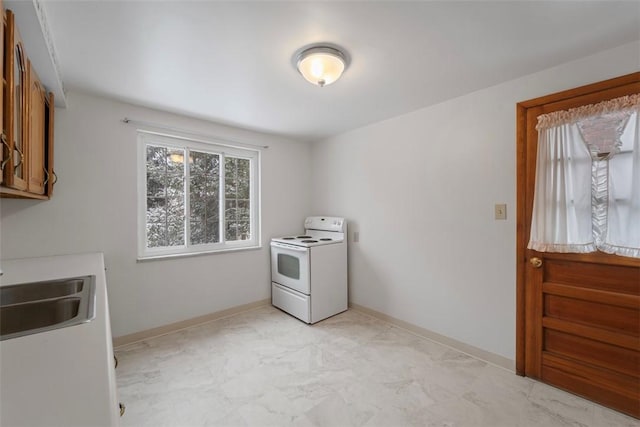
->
[271, 242, 308, 252]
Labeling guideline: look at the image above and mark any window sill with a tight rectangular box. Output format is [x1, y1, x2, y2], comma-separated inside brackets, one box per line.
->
[137, 245, 262, 262]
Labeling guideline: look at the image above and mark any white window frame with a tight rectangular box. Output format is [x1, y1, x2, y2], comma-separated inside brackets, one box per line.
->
[137, 130, 261, 260]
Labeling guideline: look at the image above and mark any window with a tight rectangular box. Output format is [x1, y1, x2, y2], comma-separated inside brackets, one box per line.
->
[529, 96, 639, 258]
[137, 132, 260, 259]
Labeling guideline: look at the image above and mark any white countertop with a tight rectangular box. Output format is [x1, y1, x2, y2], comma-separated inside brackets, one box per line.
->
[0, 253, 119, 427]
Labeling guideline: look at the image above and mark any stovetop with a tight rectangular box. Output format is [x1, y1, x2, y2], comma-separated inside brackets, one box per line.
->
[271, 216, 346, 248]
[271, 233, 344, 248]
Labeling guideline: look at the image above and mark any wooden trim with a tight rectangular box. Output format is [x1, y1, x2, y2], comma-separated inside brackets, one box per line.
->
[515, 72, 640, 378]
[518, 73, 640, 109]
[350, 303, 515, 371]
[542, 251, 640, 268]
[515, 103, 527, 375]
[113, 299, 270, 348]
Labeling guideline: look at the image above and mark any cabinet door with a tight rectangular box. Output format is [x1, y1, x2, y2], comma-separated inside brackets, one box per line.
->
[45, 91, 54, 197]
[27, 60, 45, 194]
[3, 10, 27, 191]
[1, 3, 5, 185]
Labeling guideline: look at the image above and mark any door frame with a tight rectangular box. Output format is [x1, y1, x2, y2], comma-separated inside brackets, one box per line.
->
[515, 72, 640, 376]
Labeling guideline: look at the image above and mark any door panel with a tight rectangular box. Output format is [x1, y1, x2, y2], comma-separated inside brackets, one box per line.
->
[545, 258, 640, 294]
[544, 329, 638, 377]
[516, 73, 640, 418]
[544, 294, 639, 334]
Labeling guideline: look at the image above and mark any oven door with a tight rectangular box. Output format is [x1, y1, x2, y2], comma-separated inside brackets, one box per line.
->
[270, 242, 310, 294]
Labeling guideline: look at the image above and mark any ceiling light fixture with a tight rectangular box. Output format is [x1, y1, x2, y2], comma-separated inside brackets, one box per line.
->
[295, 45, 348, 87]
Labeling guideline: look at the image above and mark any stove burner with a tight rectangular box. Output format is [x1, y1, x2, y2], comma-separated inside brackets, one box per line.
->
[319, 238, 332, 241]
[296, 235, 312, 239]
[282, 237, 295, 240]
[301, 240, 318, 243]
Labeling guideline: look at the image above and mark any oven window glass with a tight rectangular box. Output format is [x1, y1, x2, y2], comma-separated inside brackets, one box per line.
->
[278, 254, 300, 280]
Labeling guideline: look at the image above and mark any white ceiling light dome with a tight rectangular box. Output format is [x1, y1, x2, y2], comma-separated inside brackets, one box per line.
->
[295, 45, 349, 87]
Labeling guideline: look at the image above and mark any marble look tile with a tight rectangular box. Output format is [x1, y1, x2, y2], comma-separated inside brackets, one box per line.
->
[115, 306, 638, 427]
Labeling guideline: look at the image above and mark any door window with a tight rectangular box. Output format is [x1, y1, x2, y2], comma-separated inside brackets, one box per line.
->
[529, 94, 639, 258]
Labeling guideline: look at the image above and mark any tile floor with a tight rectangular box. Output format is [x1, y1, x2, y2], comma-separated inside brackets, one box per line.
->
[115, 306, 638, 427]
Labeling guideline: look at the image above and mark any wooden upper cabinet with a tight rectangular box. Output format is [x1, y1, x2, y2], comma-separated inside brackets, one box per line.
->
[1, 7, 55, 199]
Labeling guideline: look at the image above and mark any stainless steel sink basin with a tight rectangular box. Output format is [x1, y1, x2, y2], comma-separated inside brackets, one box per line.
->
[0, 276, 96, 341]
[1, 278, 84, 305]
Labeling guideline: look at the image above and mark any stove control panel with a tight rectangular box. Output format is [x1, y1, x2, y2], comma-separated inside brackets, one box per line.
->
[304, 216, 346, 233]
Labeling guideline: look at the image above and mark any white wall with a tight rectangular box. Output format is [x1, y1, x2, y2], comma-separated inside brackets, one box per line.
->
[0, 91, 312, 337]
[310, 41, 640, 362]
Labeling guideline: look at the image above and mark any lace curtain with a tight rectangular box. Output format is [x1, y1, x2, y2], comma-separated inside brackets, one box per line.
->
[528, 94, 640, 259]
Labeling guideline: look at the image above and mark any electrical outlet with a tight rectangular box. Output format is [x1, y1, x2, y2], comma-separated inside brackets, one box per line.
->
[495, 204, 507, 220]
[353, 231, 359, 243]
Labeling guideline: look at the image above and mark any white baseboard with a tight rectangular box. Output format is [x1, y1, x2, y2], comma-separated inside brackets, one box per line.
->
[350, 303, 515, 371]
[113, 299, 270, 348]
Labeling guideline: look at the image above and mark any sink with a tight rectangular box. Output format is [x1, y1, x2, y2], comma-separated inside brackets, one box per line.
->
[0, 276, 96, 341]
[1, 278, 84, 305]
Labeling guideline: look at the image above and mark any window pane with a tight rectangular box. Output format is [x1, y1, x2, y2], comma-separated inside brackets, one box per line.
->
[237, 199, 250, 221]
[146, 146, 166, 174]
[189, 151, 220, 245]
[166, 148, 185, 174]
[206, 220, 220, 243]
[167, 220, 185, 246]
[224, 156, 251, 241]
[146, 197, 166, 224]
[236, 221, 250, 240]
[146, 173, 165, 198]
[225, 199, 236, 220]
[277, 254, 300, 280]
[237, 159, 250, 199]
[145, 144, 185, 248]
[146, 223, 167, 248]
[191, 220, 205, 245]
[225, 220, 237, 241]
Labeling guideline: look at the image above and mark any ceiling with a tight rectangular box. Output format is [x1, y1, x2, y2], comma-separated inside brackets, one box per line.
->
[35, 1, 640, 141]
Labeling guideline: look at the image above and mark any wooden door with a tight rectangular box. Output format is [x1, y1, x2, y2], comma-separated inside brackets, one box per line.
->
[516, 73, 640, 418]
[27, 60, 45, 194]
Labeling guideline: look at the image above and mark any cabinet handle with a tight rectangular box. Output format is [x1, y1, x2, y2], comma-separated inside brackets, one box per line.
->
[119, 402, 126, 417]
[51, 170, 58, 186]
[13, 145, 24, 169]
[114, 355, 118, 369]
[0, 133, 10, 170]
[43, 167, 50, 185]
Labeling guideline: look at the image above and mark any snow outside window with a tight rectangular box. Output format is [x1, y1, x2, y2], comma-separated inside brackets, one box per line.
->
[137, 132, 260, 259]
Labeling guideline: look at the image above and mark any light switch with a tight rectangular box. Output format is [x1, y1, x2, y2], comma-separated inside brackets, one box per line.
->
[353, 231, 359, 243]
[495, 203, 507, 220]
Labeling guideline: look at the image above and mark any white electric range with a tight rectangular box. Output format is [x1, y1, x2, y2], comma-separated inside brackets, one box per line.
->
[271, 216, 347, 323]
